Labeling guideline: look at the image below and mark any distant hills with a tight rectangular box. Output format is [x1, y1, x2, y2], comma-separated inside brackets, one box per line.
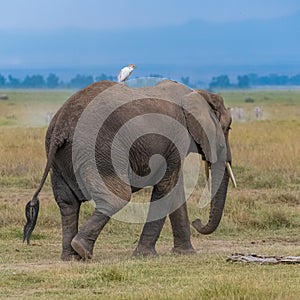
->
[1, 11, 300, 82]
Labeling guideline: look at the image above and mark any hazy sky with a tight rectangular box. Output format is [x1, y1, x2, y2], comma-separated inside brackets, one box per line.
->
[1, 0, 299, 72]
[1, 0, 300, 30]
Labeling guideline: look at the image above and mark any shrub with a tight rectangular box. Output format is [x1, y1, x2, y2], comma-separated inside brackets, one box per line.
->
[245, 97, 255, 103]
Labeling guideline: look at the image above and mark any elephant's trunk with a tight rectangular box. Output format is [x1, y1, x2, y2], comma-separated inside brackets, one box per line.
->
[191, 162, 229, 235]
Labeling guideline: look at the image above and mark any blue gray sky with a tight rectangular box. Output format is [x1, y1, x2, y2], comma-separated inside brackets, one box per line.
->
[1, 0, 300, 29]
[1, 0, 300, 79]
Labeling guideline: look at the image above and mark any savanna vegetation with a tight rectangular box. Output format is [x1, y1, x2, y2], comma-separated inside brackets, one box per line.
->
[0, 88, 299, 299]
[2, 71, 300, 89]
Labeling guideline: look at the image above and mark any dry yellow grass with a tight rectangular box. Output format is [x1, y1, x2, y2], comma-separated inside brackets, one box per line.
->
[0, 127, 47, 187]
[0, 89, 299, 189]
[230, 120, 300, 188]
[0, 89, 71, 127]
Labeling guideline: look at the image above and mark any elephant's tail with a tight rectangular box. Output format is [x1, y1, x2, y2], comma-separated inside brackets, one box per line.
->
[23, 137, 60, 245]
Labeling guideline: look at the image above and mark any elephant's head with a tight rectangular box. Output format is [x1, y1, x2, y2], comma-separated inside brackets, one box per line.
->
[183, 89, 236, 234]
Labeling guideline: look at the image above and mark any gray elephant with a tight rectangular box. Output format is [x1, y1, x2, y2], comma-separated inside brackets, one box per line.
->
[23, 80, 236, 261]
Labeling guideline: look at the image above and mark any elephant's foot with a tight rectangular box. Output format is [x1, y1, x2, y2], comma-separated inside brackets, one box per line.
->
[132, 245, 158, 257]
[172, 246, 196, 255]
[71, 210, 110, 261]
[172, 241, 196, 255]
[71, 236, 95, 261]
[61, 250, 82, 261]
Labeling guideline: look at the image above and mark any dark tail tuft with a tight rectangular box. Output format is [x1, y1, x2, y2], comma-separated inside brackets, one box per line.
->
[23, 198, 40, 245]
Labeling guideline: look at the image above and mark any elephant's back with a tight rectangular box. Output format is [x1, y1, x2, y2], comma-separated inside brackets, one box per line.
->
[46, 81, 117, 151]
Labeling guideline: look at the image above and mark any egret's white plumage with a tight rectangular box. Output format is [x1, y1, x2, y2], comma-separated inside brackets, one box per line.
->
[118, 64, 136, 84]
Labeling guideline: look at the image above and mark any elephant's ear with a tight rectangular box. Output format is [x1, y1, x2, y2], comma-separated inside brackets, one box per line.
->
[196, 90, 221, 120]
[182, 91, 226, 163]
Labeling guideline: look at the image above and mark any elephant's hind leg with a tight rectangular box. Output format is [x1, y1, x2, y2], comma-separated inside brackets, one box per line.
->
[71, 210, 110, 260]
[51, 170, 81, 261]
[71, 175, 132, 260]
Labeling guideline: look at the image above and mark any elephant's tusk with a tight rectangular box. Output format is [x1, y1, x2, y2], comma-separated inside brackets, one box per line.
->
[226, 162, 237, 188]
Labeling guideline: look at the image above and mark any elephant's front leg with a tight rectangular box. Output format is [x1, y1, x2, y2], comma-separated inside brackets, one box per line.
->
[168, 175, 195, 254]
[169, 202, 196, 254]
[133, 171, 195, 256]
[133, 170, 184, 256]
[133, 218, 166, 257]
[133, 183, 170, 257]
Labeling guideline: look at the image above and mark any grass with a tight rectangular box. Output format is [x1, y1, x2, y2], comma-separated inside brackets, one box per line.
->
[0, 90, 72, 127]
[1, 253, 299, 299]
[0, 89, 299, 299]
[230, 120, 300, 189]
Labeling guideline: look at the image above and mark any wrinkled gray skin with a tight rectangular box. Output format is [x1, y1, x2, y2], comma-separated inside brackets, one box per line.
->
[23, 80, 232, 261]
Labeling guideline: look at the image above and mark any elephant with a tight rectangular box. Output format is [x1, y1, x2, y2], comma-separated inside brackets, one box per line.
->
[23, 80, 236, 261]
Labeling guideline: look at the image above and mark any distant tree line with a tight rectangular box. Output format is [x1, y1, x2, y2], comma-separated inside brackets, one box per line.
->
[209, 73, 300, 90]
[1, 72, 300, 89]
[0, 73, 117, 89]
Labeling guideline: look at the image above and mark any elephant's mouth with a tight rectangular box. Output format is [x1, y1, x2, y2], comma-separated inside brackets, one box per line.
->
[204, 160, 237, 188]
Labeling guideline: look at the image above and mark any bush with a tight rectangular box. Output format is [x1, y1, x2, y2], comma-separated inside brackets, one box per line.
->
[245, 97, 255, 103]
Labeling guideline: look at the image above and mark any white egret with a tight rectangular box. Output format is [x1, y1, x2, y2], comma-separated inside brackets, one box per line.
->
[118, 64, 136, 84]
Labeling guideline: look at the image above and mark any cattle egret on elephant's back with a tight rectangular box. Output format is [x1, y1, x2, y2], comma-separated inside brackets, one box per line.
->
[118, 64, 136, 84]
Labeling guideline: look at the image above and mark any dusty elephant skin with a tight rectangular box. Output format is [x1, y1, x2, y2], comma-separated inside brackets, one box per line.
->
[23, 80, 233, 261]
